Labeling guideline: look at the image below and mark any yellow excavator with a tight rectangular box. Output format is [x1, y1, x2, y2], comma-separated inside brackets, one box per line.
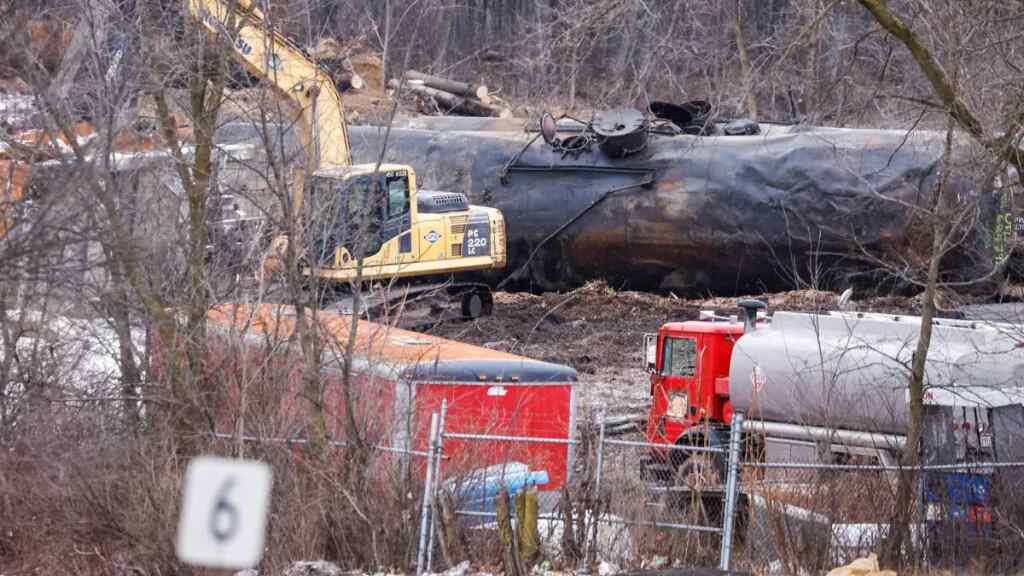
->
[187, 0, 506, 319]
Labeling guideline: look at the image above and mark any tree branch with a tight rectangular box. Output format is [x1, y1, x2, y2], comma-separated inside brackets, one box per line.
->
[857, 0, 985, 139]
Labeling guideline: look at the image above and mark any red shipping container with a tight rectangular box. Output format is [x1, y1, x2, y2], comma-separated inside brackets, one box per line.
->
[168, 303, 578, 491]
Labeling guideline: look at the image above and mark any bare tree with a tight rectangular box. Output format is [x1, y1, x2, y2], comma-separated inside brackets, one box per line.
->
[838, 0, 1024, 567]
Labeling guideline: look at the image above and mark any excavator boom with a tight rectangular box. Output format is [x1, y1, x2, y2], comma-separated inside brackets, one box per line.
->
[186, 0, 351, 169]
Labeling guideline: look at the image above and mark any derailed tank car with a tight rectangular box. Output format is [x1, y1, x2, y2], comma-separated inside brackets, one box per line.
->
[215, 111, 1001, 295]
[347, 119, 993, 294]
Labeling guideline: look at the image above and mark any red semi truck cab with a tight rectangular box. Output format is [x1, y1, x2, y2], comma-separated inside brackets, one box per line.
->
[641, 301, 768, 480]
[644, 317, 743, 449]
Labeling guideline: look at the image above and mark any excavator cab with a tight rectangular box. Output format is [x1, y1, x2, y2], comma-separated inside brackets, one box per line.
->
[306, 169, 410, 268]
[304, 164, 507, 280]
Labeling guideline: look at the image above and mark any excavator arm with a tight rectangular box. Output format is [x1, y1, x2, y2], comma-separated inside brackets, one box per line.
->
[185, 0, 351, 170]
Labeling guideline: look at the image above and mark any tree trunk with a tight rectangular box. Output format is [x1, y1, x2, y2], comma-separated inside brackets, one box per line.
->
[496, 489, 522, 576]
[731, 0, 758, 118]
[382, 0, 391, 87]
[881, 243, 935, 568]
[517, 487, 539, 563]
[107, 256, 141, 430]
[388, 79, 498, 117]
[403, 70, 490, 103]
[882, 123, 957, 569]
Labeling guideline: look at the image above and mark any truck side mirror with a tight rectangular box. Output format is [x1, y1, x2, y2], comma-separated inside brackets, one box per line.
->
[643, 333, 658, 373]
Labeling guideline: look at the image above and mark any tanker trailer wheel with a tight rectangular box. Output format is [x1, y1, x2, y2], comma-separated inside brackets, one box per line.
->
[664, 432, 729, 520]
[661, 452, 723, 527]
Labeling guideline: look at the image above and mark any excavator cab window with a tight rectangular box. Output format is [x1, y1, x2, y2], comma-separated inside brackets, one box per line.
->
[308, 177, 346, 266]
[307, 174, 384, 265]
[345, 175, 384, 258]
[346, 176, 371, 219]
[385, 172, 410, 218]
[381, 171, 412, 251]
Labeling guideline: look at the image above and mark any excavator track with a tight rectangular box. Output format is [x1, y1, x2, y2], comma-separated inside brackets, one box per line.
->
[320, 281, 494, 329]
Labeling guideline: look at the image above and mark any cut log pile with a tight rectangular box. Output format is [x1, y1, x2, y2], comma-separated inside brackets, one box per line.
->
[389, 70, 508, 118]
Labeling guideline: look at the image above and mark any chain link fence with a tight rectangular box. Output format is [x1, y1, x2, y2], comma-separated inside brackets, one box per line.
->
[410, 409, 1024, 575]
[206, 429, 437, 569]
[213, 410, 1024, 575]
[740, 458, 1024, 574]
[416, 409, 745, 574]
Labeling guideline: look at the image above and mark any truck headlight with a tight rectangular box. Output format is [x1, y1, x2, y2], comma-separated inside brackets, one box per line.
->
[666, 392, 688, 420]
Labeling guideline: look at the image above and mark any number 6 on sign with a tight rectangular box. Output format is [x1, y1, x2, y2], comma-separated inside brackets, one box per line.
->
[176, 457, 272, 569]
[210, 477, 240, 543]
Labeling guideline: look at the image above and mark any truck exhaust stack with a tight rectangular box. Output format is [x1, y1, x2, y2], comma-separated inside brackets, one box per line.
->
[737, 299, 766, 333]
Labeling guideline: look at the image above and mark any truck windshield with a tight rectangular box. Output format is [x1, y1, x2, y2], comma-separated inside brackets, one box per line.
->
[662, 337, 697, 377]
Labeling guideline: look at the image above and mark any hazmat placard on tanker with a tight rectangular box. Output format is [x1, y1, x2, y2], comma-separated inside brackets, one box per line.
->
[156, 303, 578, 491]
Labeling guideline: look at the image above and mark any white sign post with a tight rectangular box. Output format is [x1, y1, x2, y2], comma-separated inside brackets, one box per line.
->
[176, 456, 272, 569]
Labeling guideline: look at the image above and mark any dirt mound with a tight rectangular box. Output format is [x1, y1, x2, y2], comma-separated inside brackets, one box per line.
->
[693, 289, 839, 310]
[349, 51, 383, 93]
[427, 282, 698, 413]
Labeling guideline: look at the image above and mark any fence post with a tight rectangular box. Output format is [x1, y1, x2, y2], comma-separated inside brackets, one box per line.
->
[719, 412, 744, 571]
[581, 406, 608, 573]
[426, 400, 448, 573]
[416, 412, 440, 576]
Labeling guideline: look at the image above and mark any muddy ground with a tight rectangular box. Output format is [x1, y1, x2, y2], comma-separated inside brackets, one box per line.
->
[424, 282, 920, 421]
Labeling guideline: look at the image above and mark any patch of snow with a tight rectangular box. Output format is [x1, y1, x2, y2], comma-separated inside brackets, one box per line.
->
[0, 93, 34, 115]
[282, 561, 343, 576]
[2, 309, 146, 395]
[440, 560, 470, 576]
[536, 512, 634, 564]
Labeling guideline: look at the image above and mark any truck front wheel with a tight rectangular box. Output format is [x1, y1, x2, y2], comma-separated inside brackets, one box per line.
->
[673, 453, 722, 490]
[670, 429, 729, 489]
